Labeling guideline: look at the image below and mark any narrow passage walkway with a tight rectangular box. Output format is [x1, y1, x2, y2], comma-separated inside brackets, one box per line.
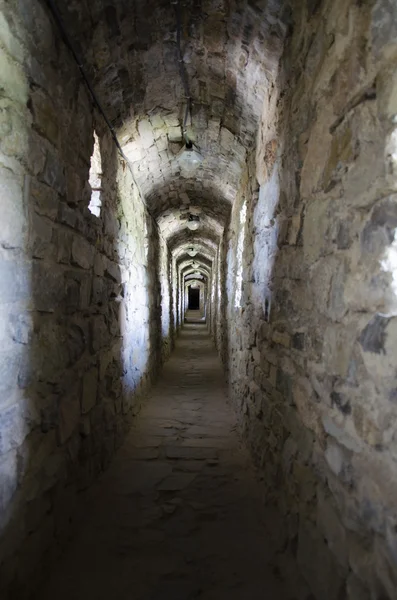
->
[36, 322, 290, 600]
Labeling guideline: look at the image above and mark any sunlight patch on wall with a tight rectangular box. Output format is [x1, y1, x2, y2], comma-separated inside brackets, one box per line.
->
[234, 201, 247, 308]
[251, 166, 280, 316]
[381, 228, 397, 316]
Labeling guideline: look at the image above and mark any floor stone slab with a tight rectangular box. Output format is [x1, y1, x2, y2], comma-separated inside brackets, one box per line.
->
[34, 323, 291, 600]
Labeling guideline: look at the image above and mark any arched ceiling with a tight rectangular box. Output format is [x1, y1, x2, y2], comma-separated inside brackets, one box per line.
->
[167, 228, 221, 251]
[146, 180, 231, 221]
[58, 0, 287, 248]
[173, 236, 218, 254]
[157, 206, 223, 239]
[179, 254, 211, 267]
[174, 241, 216, 262]
[177, 255, 213, 271]
[184, 269, 209, 280]
[179, 257, 211, 280]
[185, 273, 207, 282]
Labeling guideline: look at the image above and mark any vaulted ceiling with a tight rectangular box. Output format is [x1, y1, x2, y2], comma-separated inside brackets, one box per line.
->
[57, 0, 287, 272]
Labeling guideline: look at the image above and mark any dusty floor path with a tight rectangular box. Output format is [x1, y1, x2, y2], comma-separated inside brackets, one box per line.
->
[35, 321, 291, 600]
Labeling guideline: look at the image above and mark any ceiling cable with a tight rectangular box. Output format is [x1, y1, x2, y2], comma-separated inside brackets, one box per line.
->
[173, 0, 192, 143]
[44, 0, 164, 225]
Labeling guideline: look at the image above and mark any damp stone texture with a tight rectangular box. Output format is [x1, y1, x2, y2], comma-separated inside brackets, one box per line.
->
[223, 1, 397, 599]
[0, 2, 172, 596]
[1, 0, 397, 599]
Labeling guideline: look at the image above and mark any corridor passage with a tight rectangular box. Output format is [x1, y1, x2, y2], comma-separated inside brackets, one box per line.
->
[35, 323, 289, 600]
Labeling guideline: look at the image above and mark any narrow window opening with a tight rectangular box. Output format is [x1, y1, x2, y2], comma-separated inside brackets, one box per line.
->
[88, 131, 102, 217]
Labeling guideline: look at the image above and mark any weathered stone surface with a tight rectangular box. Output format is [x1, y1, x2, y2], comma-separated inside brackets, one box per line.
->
[31, 213, 53, 259]
[317, 487, 348, 566]
[32, 261, 66, 313]
[41, 151, 66, 195]
[81, 367, 98, 414]
[30, 90, 59, 147]
[90, 316, 110, 353]
[0, 165, 27, 249]
[58, 384, 80, 444]
[0, 401, 30, 455]
[297, 522, 346, 600]
[371, 0, 397, 59]
[71, 236, 95, 270]
[31, 179, 59, 220]
[104, 258, 121, 282]
[0, 450, 18, 515]
[0, 259, 30, 305]
[1, 0, 397, 597]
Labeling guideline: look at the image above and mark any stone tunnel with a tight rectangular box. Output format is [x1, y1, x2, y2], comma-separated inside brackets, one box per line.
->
[1, 0, 397, 598]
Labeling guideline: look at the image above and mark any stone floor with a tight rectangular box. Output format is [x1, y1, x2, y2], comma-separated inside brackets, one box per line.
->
[35, 319, 293, 600]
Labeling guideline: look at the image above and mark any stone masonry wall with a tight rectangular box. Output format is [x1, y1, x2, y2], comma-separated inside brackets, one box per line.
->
[225, 1, 397, 598]
[159, 236, 173, 361]
[0, 1, 170, 596]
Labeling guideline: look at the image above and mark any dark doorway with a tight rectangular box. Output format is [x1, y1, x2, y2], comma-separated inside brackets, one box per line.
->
[188, 287, 200, 310]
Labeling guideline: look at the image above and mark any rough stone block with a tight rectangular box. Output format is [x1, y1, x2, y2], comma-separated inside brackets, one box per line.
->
[71, 236, 95, 270]
[324, 440, 352, 484]
[0, 165, 27, 249]
[104, 258, 121, 282]
[34, 321, 69, 382]
[0, 259, 30, 305]
[9, 312, 33, 345]
[58, 384, 80, 444]
[64, 277, 79, 312]
[81, 367, 98, 415]
[0, 43, 28, 105]
[30, 89, 59, 147]
[346, 572, 371, 600]
[371, 0, 397, 59]
[220, 127, 234, 150]
[57, 202, 76, 228]
[94, 254, 105, 277]
[272, 330, 291, 348]
[32, 261, 65, 312]
[138, 119, 155, 149]
[55, 229, 72, 264]
[323, 324, 356, 378]
[0, 401, 29, 455]
[31, 179, 59, 220]
[167, 126, 182, 142]
[79, 274, 92, 310]
[317, 487, 348, 567]
[293, 462, 316, 503]
[65, 168, 82, 207]
[361, 195, 397, 258]
[1, 94, 29, 158]
[322, 415, 361, 453]
[66, 323, 86, 366]
[303, 200, 330, 263]
[92, 276, 105, 305]
[288, 210, 302, 245]
[297, 521, 346, 600]
[292, 332, 305, 350]
[30, 213, 53, 259]
[27, 130, 47, 176]
[25, 492, 52, 535]
[41, 151, 65, 196]
[276, 368, 292, 402]
[90, 316, 110, 353]
[0, 450, 18, 514]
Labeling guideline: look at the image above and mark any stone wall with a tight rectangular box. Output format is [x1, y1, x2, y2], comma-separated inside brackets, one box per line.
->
[159, 234, 173, 362]
[0, 1, 171, 596]
[224, 1, 397, 598]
